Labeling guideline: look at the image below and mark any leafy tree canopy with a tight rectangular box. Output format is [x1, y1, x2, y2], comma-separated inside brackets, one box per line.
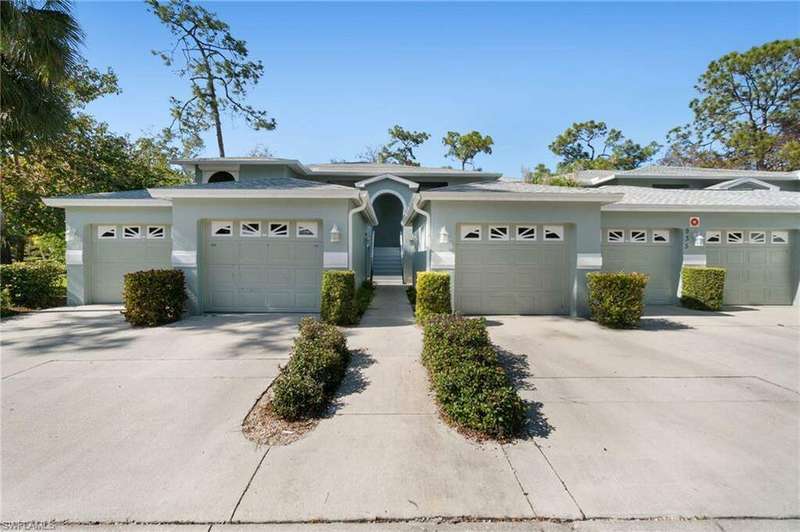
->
[664, 39, 800, 170]
[148, 0, 275, 157]
[548, 120, 660, 172]
[442, 130, 493, 170]
[379, 125, 430, 166]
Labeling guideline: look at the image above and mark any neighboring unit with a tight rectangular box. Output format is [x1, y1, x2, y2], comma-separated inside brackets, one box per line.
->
[45, 158, 800, 315]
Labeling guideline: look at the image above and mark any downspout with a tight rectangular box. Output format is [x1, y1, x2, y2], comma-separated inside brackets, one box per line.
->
[348, 191, 370, 270]
[411, 194, 431, 271]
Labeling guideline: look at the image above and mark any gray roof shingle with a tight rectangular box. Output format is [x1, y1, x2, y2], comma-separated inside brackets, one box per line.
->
[158, 176, 352, 192]
[616, 165, 799, 179]
[53, 189, 157, 200]
[601, 186, 800, 210]
[307, 162, 501, 177]
[424, 180, 621, 195]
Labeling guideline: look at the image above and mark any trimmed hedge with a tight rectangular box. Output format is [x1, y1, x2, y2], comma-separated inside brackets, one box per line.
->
[681, 267, 726, 311]
[122, 269, 186, 327]
[1, 287, 15, 317]
[421, 314, 525, 439]
[415, 271, 451, 323]
[406, 285, 416, 307]
[320, 270, 356, 325]
[271, 317, 350, 420]
[0, 261, 65, 308]
[586, 271, 649, 329]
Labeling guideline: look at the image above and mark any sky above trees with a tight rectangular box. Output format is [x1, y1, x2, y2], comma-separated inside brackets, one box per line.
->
[74, 1, 798, 177]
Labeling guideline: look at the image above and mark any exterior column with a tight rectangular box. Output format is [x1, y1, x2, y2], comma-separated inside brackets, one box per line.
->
[677, 228, 707, 299]
[573, 218, 603, 318]
[64, 213, 88, 305]
[170, 206, 201, 314]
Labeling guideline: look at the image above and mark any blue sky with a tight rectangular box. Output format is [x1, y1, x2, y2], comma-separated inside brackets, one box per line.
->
[75, 1, 799, 177]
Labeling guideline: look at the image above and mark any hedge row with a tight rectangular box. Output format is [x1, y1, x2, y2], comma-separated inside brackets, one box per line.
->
[586, 272, 649, 328]
[0, 261, 66, 309]
[271, 317, 350, 420]
[122, 269, 186, 327]
[680, 267, 726, 311]
[415, 271, 451, 323]
[320, 270, 375, 325]
[422, 315, 525, 439]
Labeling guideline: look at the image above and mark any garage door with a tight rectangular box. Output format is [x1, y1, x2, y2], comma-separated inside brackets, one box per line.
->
[92, 224, 172, 303]
[454, 223, 569, 315]
[204, 220, 323, 312]
[602, 228, 678, 304]
[705, 229, 793, 305]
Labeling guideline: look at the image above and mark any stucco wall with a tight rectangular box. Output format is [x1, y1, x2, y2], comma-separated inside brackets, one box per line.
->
[350, 206, 372, 286]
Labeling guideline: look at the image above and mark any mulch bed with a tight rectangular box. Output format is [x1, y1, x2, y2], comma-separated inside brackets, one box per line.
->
[242, 390, 318, 446]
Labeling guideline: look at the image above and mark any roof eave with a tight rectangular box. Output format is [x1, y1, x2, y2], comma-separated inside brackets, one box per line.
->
[420, 191, 625, 204]
[602, 203, 800, 213]
[42, 198, 171, 208]
[147, 188, 360, 200]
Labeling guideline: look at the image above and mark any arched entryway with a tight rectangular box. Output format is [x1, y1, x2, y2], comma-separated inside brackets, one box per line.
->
[371, 192, 404, 277]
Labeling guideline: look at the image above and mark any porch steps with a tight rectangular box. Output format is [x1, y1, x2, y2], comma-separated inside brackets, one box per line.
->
[373, 247, 402, 276]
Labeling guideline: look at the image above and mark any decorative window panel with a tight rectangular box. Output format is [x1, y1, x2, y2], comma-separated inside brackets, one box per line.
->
[726, 231, 744, 244]
[269, 222, 289, 237]
[629, 230, 647, 243]
[543, 225, 564, 241]
[211, 221, 233, 236]
[516, 225, 536, 241]
[122, 225, 142, 239]
[705, 231, 721, 244]
[488, 225, 509, 241]
[97, 225, 117, 239]
[147, 225, 165, 239]
[652, 230, 670, 243]
[240, 221, 261, 237]
[771, 231, 788, 244]
[748, 231, 766, 244]
[607, 229, 625, 243]
[297, 221, 318, 238]
[460, 224, 481, 240]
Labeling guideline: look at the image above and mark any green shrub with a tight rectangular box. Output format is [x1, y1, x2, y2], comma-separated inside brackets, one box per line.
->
[415, 271, 451, 323]
[406, 285, 416, 307]
[122, 269, 186, 327]
[270, 317, 351, 421]
[586, 271, 649, 329]
[1, 287, 15, 317]
[0, 260, 65, 308]
[421, 314, 525, 439]
[320, 270, 356, 325]
[354, 280, 375, 320]
[680, 267, 726, 311]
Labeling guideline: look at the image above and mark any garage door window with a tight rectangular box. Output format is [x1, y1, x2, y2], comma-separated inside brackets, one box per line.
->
[629, 230, 647, 243]
[97, 225, 117, 239]
[607, 229, 624, 243]
[240, 221, 261, 237]
[489, 225, 509, 241]
[772, 231, 788, 244]
[652, 230, 670, 243]
[122, 225, 142, 239]
[460, 224, 481, 240]
[727, 231, 744, 244]
[211, 221, 233, 236]
[748, 231, 766, 244]
[269, 222, 289, 238]
[297, 221, 318, 238]
[543, 225, 564, 241]
[147, 225, 165, 239]
[516, 225, 536, 240]
[705, 231, 721, 244]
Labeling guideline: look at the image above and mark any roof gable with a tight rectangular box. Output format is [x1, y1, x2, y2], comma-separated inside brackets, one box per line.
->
[355, 174, 419, 190]
[705, 177, 779, 191]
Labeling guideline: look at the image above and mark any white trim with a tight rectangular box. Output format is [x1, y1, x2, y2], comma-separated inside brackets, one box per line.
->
[460, 224, 482, 241]
[704, 177, 779, 191]
[576, 253, 602, 269]
[629, 229, 647, 243]
[355, 174, 419, 190]
[122, 225, 142, 239]
[97, 225, 117, 239]
[748, 230, 766, 244]
[65, 250, 83, 265]
[268, 221, 290, 238]
[726, 230, 744, 244]
[296, 221, 319, 238]
[148, 188, 359, 200]
[201, 166, 240, 184]
[603, 204, 800, 213]
[147, 225, 166, 239]
[211, 221, 233, 237]
[488, 225, 510, 241]
[409, 194, 431, 270]
[652, 229, 670, 243]
[771, 230, 789, 244]
[606, 229, 625, 243]
[543, 225, 565, 241]
[370, 188, 407, 210]
[43, 198, 171, 208]
[323, 251, 348, 268]
[515, 225, 537, 241]
[422, 191, 624, 204]
[431, 251, 455, 269]
[705, 230, 721, 244]
[171, 250, 197, 267]
[240, 221, 262, 237]
[682, 254, 707, 266]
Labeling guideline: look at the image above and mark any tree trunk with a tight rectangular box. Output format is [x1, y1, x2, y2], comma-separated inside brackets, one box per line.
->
[206, 77, 225, 157]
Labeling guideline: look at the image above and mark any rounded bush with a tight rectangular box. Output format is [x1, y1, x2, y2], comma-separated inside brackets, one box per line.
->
[415, 271, 451, 323]
[680, 267, 726, 311]
[586, 271, 649, 329]
[320, 270, 356, 325]
[0, 260, 65, 308]
[122, 269, 186, 327]
[271, 370, 326, 420]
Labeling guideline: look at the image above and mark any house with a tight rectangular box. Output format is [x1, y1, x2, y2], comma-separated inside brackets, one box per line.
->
[44, 158, 800, 316]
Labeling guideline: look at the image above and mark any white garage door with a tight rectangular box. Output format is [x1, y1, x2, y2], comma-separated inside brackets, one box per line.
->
[705, 229, 793, 305]
[92, 224, 172, 303]
[204, 220, 323, 312]
[602, 228, 678, 304]
[454, 223, 569, 315]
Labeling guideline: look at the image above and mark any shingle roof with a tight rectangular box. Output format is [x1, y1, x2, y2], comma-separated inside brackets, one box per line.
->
[617, 165, 799, 179]
[601, 186, 800, 211]
[424, 180, 621, 195]
[158, 176, 352, 192]
[307, 162, 501, 178]
[53, 189, 156, 200]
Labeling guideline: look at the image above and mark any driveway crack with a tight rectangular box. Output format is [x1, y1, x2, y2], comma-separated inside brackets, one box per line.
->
[500, 444, 537, 518]
[532, 440, 586, 520]
[228, 446, 270, 522]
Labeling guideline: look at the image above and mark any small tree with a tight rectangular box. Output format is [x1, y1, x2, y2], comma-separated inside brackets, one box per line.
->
[379, 125, 430, 166]
[442, 130, 494, 170]
[148, 0, 276, 157]
[548, 120, 660, 172]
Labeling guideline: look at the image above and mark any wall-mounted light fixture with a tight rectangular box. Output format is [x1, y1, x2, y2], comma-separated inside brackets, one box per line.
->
[330, 224, 341, 243]
[694, 233, 705, 247]
[439, 226, 449, 244]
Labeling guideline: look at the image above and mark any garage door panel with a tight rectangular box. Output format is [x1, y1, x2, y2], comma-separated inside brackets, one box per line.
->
[267, 291, 294, 310]
[238, 289, 267, 308]
[239, 243, 267, 264]
[602, 239, 677, 305]
[208, 242, 236, 264]
[266, 242, 292, 264]
[457, 248, 484, 267]
[456, 270, 483, 289]
[512, 248, 539, 266]
[239, 266, 267, 286]
[145, 244, 171, 261]
[485, 252, 514, 266]
[294, 242, 321, 262]
[209, 266, 236, 288]
[295, 292, 320, 310]
[295, 269, 321, 289]
[484, 269, 514, 290]
[267, 268, 293, 288]
[210, 290, 235, 309]
[513, 268, 542, 289]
